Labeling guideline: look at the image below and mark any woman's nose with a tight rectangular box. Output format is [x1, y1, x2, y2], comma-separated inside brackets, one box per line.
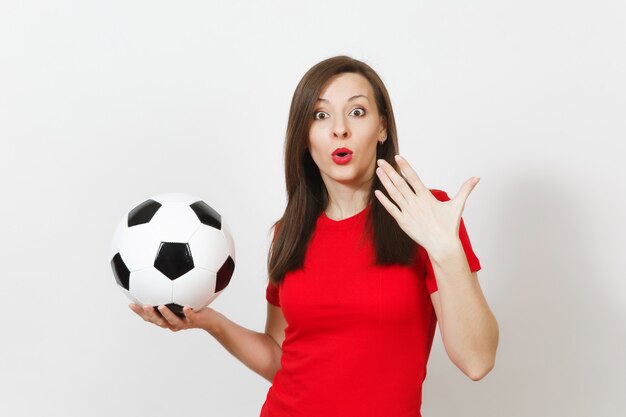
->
[333, 118, 349, 138]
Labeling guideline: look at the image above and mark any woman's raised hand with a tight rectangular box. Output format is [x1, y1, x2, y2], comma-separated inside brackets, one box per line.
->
[374, 155, 479, 255]
[129, 303, 217, 332]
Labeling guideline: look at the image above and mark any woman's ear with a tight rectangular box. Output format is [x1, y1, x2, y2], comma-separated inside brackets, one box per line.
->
[379, 116, 388, 137]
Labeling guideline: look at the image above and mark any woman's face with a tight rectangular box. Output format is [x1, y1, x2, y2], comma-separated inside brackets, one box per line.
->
[307, 72, 387, 189]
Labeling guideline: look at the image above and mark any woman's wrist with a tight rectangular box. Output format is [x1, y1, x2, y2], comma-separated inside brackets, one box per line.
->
[200, 308, 222, 335]
[426, 237, 464, 266]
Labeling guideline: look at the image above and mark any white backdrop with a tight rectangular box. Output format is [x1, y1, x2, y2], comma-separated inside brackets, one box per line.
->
[1, 1, 624, 416]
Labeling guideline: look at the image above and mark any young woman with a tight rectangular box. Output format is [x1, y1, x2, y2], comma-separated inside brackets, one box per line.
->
[130, 55, 499, 417]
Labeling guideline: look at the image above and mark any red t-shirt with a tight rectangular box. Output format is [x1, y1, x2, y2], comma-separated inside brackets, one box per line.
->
[261, 190, 481, 417]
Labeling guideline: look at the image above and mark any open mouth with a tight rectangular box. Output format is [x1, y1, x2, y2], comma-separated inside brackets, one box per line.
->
[332, 152, 353, 165]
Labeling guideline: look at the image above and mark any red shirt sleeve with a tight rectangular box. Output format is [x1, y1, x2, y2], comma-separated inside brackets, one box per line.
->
[266, 223, 281, 307]
[424, 189, 482, 294]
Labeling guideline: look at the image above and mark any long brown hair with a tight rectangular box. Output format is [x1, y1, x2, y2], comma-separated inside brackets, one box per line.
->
[267, 55, 418, 285]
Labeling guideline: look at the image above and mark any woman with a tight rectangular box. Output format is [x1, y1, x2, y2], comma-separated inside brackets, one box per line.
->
[130, 55, 499, 417]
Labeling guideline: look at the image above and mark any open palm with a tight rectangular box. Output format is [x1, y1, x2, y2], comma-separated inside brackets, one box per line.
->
[374, 155, 480, 255]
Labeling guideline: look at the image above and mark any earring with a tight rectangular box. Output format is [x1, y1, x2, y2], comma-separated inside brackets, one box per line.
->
[378, 135, 387, 145]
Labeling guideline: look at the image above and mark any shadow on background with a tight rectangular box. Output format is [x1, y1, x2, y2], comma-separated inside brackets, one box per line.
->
[424, 170, 624, 417]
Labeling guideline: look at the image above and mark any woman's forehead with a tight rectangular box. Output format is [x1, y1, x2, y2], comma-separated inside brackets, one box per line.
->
[318, 73, 373, 101]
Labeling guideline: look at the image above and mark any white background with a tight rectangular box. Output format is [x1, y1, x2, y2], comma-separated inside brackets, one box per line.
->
[1, 1, 625, 416]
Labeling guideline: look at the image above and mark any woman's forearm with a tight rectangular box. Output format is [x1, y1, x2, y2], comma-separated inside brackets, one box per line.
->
[204, 310, 282, 383]
[430, 241, 499, 380]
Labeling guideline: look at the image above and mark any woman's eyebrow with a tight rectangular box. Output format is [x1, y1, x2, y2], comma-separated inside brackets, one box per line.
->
[316, 94, 369, 103]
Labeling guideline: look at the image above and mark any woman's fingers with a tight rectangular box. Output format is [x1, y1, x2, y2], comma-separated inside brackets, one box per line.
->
[376, 157, 430, 210]
[376, 162, 409, 209]
[133, 303, 171, 329]
[182, 306, 194, 321]
[129, 303, 142, 315]
[157, 305, 189, 331]
[142, 305, 162, 324]
[129, 303, 153, 322]
[451, 176, 480, 215]
[129, 303, 197, 331]
[393, 155, 429, 196]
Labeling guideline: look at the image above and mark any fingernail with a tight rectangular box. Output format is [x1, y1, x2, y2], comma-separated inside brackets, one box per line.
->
[395, 155, 401, 161]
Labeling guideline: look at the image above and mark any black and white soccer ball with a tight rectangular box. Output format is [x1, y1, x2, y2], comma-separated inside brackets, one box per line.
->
[109, 193, 235, 319]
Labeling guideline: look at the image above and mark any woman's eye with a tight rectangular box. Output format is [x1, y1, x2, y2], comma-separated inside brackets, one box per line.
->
[314, 111, 329, 120]
[350, 107, 366, 117]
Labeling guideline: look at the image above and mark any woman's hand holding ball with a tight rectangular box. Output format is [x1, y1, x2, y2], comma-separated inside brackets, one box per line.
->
[128, 303, 218, 333]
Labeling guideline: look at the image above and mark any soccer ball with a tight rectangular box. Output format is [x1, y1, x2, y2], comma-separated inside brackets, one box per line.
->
[109, 193, 235, 319]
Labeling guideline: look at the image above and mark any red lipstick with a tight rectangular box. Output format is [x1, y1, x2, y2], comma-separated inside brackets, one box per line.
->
[331, 147, 353, 165]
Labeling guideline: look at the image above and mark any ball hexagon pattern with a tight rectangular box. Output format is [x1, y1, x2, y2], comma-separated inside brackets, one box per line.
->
[109, 193, 236, 319]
